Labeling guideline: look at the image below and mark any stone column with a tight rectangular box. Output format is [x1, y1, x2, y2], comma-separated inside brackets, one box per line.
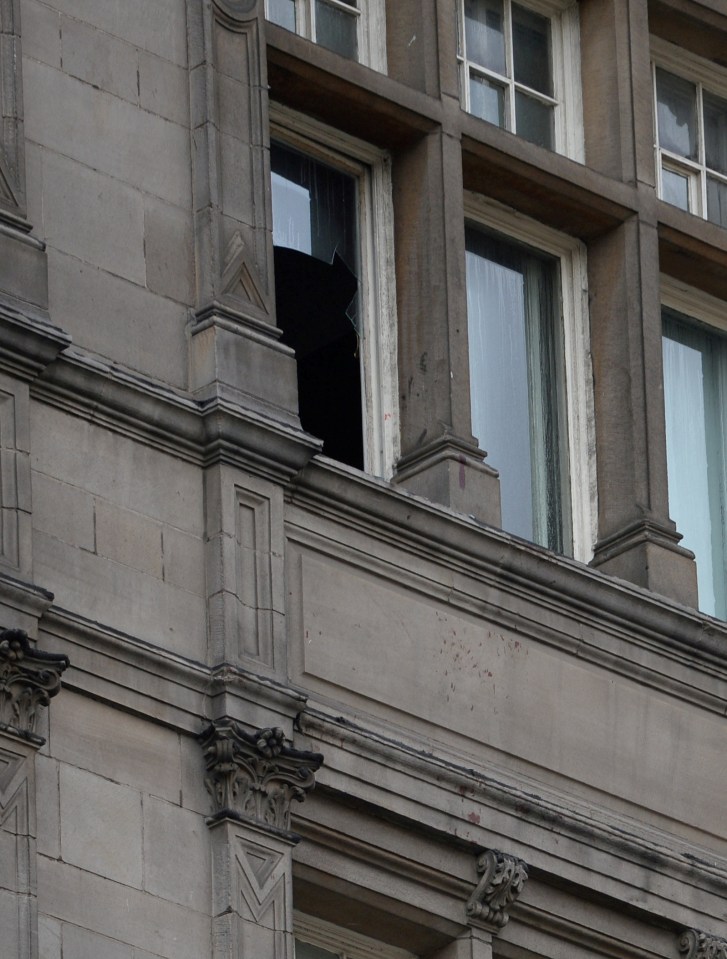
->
[0, 628, 69, 959]
[580, 0, 697, 604]
[200, 720, 323, 959]
[187, 0, 301, 426]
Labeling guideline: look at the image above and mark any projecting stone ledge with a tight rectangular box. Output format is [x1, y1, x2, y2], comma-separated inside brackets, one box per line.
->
[0, 628, 69, 745]
[200, 719, 323, 837]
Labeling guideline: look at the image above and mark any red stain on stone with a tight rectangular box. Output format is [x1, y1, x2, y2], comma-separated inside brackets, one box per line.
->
[467, 812, 481, 825]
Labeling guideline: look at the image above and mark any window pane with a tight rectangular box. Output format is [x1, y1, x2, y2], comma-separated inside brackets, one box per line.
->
[315, 0, 358, 59]
[296, 942, 340, 959]
[663, 313, 727, 618]
[268, 0, 296, 31]
[655, 68, 698, 160]
[661, 166, 691, 211]
[470, 73, 505, 126]
[512, 3, 552, 96]
[465, 228, 568, 551]
[707, 176, 727, 229]
[704, 89, 727, 176]
[465, 0, 506, 76]
[515, 92, 553, 149]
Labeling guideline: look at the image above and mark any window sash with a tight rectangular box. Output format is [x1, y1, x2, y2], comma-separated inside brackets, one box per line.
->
[465, 225, 571, 553]
[662, 309, 727, 618]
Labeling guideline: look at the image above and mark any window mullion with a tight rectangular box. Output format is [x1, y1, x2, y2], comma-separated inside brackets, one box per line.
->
[697, 81, 708, 217]
[504, 0, 516, 133]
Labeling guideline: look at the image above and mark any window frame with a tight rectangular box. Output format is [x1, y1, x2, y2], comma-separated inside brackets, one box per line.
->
[270, 103, 399, 480]
[463, 194, 595, 561]
[294, 913, 417, 959]
[456, 0, 584, 162]
[652, 36, 727, 227]
[265, 0, 387, 72]
[660, 275, 727, 618]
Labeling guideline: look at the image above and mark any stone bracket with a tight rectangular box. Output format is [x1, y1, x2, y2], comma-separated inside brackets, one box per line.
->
[679, 929, 727, 959]
[0, 627, 69, 744]
[466, 848, 528, 932]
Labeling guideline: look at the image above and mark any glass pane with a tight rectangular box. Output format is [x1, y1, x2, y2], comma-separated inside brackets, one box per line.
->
[662, 313, 727, 618]
[704, 89, 727, 176]
[661, 166, 691, 211]
[655, 68, 698, 160]
[515, 92, 553, 149]
[270, 143, 357, 272]
[707, 176, 727, 229]
[267, 0, 296, 31]
[464, 0, 506, 75]
[465, 228, 568, 551]
[470, 73, 505, 126]
[512, 3, 552, 96]
[315, 0, 358, 59]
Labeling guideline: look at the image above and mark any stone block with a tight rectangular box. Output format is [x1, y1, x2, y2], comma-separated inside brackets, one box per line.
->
[42, 152, 146, 285]
[23, 140, 44, 236]
[61, 15, 139, 103]
[38, 914, 62, 959]
[144, 197, 195, 305]
[31, 470, 95, 551]
[23, 61, 191, 208]
[31, 403, 203, 533]
[95, 500, 163, 578]
[162, 525, 205, 595]
[139, 51, 189, 127]
[35, 754, 60, 859]
[38, 858, 211, 959]
[143, 797, 210, 912]
[62, 922, 133, 959]
[49, 690, 182, 804]
[21, 0, 61, 69]
[0, 227, 48, 310]
[179, 731, 212, 817]
[46, 249, 188, 388]
[59, 764, 143, 888]
[33, 529, 207, 659]
[48, 0, 187, 65]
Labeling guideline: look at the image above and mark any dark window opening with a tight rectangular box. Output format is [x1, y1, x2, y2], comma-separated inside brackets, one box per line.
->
[271, 142, 364, 470]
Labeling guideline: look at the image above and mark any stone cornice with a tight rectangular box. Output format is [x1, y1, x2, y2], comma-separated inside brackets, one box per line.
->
[679, 930, 727, 959]
[466, 849, 528, 931]
[200, 719, 323, 835]
[0, 628, 69, 744]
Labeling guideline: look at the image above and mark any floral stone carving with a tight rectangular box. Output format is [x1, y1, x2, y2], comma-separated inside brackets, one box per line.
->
[466, 848, 529, 930]
[679, 930, 727, 959]
[0, 628, 69, 743]
[200, 719, 323, 833]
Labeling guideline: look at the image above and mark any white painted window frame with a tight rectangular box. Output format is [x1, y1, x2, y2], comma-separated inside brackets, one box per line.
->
[456, 0, 584, 162]
[463, 193, 596, 561]
[652, 36, 727, 224]
[294, 913, 417, 959]
[265, 0, 387, 72]
[270, 103, 400, 480]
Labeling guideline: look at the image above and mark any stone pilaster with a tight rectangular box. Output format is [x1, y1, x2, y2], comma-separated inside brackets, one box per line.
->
[0, 627, 68, 959]
[200, 719, 323, 959]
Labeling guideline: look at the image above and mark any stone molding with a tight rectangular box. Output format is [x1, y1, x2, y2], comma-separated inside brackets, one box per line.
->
[200, 719, 323, 833]
[679, 930, 727, 959]
[466, 849, 528, 931]
[0, 627, 69, 743]
[0, 0, 27, 226]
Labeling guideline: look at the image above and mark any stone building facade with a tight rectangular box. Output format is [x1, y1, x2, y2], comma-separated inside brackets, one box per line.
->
[1, 0, 727, 957]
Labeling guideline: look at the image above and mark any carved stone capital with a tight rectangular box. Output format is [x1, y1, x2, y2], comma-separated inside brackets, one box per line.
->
[200, 719, 323, 834]
[466, 849, 528, 931]
[0, 628, 69, 744]
[679, 929, 727, 959]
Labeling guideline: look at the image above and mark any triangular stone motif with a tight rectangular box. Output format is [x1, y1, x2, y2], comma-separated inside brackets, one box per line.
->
[234, 835, 283, 902]
[0, 153, 18, 209]
[221, 231, 267, 312]
[0, 749, 25, 798]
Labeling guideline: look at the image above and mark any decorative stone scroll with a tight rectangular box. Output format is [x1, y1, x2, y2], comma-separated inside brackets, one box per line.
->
[200, 719, 323, 833]
[466, 848, 529, 931]
[0, 628, 69, 743]
[679, 929, 727, 959]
